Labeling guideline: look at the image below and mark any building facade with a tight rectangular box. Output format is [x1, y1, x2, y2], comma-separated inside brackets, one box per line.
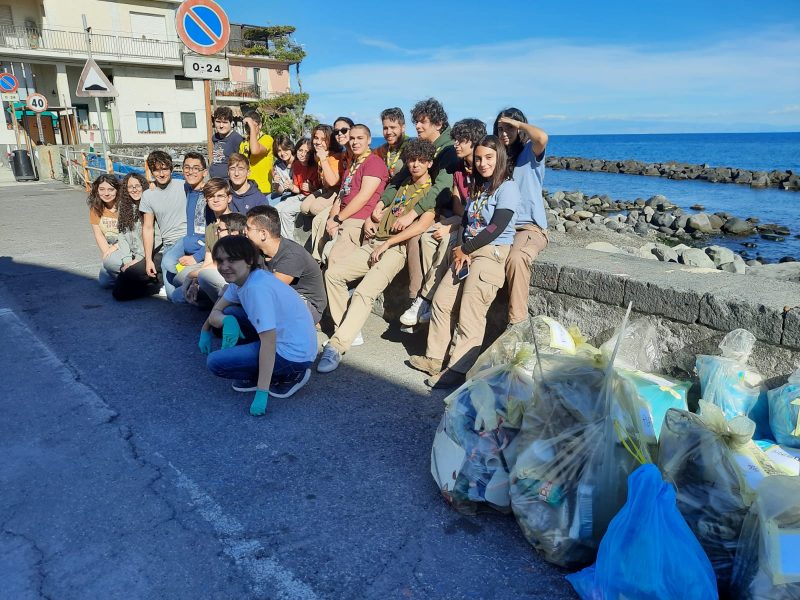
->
[0, 0, 301, 147]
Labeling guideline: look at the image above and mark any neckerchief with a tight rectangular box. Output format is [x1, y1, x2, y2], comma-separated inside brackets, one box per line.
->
[338, 151, 371, 200]
[390, 176, 431, 216]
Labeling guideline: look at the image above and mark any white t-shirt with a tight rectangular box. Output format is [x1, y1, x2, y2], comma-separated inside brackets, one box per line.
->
[223, 269, 317, 363]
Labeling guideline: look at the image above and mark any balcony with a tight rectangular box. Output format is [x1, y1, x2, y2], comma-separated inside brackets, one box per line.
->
[0, 24, 183, 64]
[213, 81, 281, 102]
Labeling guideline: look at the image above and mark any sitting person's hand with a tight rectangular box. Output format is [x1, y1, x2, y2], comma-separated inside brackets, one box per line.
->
[250, 389, 269, 416]
[178, 255, 197, 266]
[198, 329, 213, 355]
[221, 315, 244, 349]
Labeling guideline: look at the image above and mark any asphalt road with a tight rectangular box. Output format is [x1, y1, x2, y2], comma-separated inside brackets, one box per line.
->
[0, 180, 577, 599]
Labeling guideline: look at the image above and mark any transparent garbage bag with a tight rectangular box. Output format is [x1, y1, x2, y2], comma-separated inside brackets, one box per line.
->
[657, 402, 783, 597]
[467, 315, 597, 380]
[431, 349, 536, 515]
[754, 441, 800, 477]
[600, 319, 661, 373]
[696, 329, 770, 438]
[566, 463, 718, 600]
[767, 368, 800, 449]
[509, 352, 653, 569]
[731, 475, 800, 600]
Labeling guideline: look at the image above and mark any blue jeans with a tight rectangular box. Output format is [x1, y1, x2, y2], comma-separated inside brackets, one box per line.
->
[206, 306, 312, 383]
[161, 241, 186, 302]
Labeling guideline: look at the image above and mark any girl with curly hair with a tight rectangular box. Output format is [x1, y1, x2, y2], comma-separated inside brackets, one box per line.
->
[87, 173, 120, 287]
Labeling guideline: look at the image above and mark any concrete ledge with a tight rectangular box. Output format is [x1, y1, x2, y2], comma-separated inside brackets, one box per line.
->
[783, 308, 800, 349]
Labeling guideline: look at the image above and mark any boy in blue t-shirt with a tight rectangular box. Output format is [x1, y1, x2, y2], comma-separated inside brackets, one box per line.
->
[198, 236, 318, 416]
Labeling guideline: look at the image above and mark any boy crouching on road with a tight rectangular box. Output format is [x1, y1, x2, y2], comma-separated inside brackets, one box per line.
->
[198, 236, 318, 416]
[317, 139, 438, 373]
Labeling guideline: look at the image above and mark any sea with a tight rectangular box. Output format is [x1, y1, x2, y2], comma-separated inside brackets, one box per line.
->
[372, 132, 800, 262]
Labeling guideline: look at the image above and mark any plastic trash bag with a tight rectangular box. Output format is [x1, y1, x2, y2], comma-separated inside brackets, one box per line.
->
[600, 319, 661, 373]
[768, 368, 800, 449]
[509, 353, 652, 568]
[431, 349, 536, 515]
[467, 315, 597, 379]
[657, 402, 783, 596]
[731, 476, 800, 600]
[566, 463, 718, 600]
[616, 369, 690, 443]
[696, 329, 770, 438]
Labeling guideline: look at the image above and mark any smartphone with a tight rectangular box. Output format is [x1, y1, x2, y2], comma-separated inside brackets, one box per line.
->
[456, 263, 470, 280]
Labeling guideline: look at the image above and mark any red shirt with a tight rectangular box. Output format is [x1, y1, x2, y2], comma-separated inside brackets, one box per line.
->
[340, 154, 389, 221]
[291, 161, 319, 196]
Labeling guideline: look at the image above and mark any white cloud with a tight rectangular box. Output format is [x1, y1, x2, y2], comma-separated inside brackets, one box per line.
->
[303, 28, 800, 133]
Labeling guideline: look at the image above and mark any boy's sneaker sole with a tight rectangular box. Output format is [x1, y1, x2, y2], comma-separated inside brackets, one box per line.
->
[232, 380, 259, 392]
[270, 369, 311, 399]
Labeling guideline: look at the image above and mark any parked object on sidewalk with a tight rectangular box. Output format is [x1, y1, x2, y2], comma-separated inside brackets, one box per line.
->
[657, 402, 783, 596]
[431, 348, 536, 515]
[466, 315, 596, 380]
[567, 463, 718, 600]
[696, 328, 770, 439]
[11, 149, 37, 182]
[767, 367, 800, 448]
[731, 475, 800, 600]
[509, 351, 652, 569]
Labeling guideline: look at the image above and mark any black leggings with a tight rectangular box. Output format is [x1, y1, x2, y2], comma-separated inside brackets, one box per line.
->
[112, 253, 163, 301]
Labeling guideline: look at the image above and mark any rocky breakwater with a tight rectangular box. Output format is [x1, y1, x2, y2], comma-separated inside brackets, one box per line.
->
[546, 156, 800, 191]
[544, 190, 795, 271]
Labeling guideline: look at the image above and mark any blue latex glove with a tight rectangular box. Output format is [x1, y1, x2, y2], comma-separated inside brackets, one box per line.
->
[198, 330, 213, 355]
[250, 389, 269, 416]
[221, 315, 245, 349]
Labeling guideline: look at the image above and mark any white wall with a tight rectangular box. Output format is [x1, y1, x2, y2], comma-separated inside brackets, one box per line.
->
[112, 65, 207, 144]
[41, 0, 180, 37]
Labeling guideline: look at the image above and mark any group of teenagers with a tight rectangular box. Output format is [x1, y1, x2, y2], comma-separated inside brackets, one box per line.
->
[86, 99, 549, 416]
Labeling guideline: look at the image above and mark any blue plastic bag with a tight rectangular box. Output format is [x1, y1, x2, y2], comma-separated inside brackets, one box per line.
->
[768, 369, 800, 449]
[567, 463, 718, 600]
[616, 370, 689, 442]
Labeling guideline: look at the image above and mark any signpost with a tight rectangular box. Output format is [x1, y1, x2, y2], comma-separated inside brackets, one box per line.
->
[175, 0, 231, 163]
[78, 15, 120, 159]
[1, 73, 21, 149]
[26, 92, 48, 145]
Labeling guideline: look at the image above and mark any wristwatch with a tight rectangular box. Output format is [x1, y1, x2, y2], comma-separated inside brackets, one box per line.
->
[332, 215, 342, 224]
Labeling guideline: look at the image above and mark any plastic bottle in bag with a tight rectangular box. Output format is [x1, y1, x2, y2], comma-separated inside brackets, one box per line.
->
[767, 368, 800, 449]
[567, 463, 718, 600]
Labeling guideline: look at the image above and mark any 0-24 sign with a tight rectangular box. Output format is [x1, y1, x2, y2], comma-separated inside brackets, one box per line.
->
[183, 55, 229, 81]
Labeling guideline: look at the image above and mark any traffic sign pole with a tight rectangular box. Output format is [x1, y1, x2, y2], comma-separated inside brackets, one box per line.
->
[82, 15, 109, 159]
[204, 79, 214, 169]
[11, 103, 21, 150]
[0, 73, 20, 150]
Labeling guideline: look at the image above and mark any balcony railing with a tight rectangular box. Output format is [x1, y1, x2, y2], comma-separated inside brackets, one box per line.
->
[0, 24, 183, 61]
[213, 81, 281, 100]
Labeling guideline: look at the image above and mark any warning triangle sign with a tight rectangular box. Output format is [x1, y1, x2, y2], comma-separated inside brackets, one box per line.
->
[75, 58, 118, 98]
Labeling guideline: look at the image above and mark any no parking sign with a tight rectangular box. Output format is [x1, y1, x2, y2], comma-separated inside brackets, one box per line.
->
[175, 0, 230, 56]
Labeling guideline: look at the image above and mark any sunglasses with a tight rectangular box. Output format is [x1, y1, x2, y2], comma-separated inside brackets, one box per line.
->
[334, 127, 350, 135]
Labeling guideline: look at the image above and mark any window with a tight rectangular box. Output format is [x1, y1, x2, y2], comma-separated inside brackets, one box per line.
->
[174, 75, 193, 90]
[136, 111, 164, 133]
[180, 112, 196, 128]
[129, 12, 166, 39]
[74, 104, 90, 128]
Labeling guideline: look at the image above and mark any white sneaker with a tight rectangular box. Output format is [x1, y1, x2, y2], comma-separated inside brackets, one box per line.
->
[400, 297, 430, 326]
[351, 331, 364, 346]
[316, 344, 341, 373]
[156, 286, 167, 298]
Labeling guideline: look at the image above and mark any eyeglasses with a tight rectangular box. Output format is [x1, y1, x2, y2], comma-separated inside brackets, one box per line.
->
[127, 184, 143, 191]
[243, 224, 265, 233]
[183, 165, 205, 173]
[334, 127, 350, 135]
[216, 226, 229, 234]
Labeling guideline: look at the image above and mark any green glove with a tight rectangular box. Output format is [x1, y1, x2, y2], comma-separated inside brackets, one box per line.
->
[221, 315, 245, 349]
[250, 389, 269, 416]
[198, 330, 213, 355]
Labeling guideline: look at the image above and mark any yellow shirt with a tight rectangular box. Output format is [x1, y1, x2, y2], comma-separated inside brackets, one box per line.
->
[240, 133, 274, 194]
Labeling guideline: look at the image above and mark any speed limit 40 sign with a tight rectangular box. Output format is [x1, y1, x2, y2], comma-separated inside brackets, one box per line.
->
[26, 92, 48, 113]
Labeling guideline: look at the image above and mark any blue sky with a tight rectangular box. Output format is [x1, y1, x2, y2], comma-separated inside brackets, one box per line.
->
[221, 0, 800, 135]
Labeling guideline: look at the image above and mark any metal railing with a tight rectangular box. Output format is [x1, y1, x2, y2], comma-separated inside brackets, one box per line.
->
[213, 81, 281, 100]
[0, 24, 183, 61]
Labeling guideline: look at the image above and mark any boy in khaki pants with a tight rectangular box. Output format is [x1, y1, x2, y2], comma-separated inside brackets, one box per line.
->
[317, 139, 438, 373]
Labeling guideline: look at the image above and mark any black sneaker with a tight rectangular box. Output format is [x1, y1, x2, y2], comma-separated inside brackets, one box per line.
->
[231, 379, 258, 392]
[269, 369, 311, 399]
